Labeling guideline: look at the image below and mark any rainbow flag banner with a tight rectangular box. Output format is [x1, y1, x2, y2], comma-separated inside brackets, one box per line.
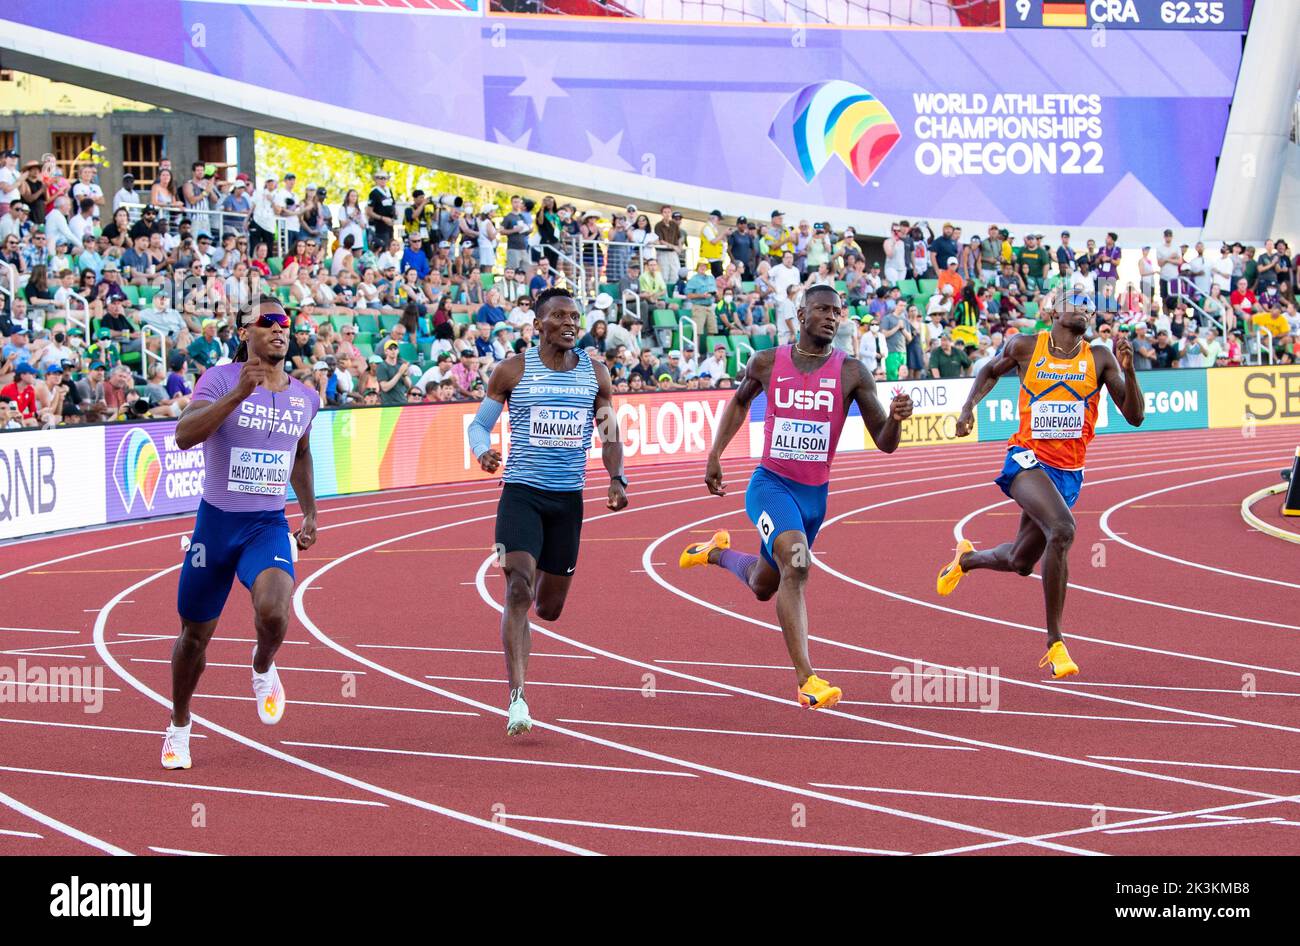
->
[1042, 1, 1087, 27]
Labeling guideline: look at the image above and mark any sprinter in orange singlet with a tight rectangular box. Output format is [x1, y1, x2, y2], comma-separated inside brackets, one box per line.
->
[935, 291, 1145, 678]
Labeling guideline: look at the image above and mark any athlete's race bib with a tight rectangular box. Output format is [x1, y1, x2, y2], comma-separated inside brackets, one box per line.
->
[1030, 400, 1085, 440]
[769, 417, 831, 462]
[227, 448, 291, 495]
[1010, 448, 1040, 470]
[528, 406, 589, 449]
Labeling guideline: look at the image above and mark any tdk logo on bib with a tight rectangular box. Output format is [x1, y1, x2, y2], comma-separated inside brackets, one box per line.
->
[228, 448, 291, 495]
[529, 406, 588, 449]
[775, 388, 835, 412]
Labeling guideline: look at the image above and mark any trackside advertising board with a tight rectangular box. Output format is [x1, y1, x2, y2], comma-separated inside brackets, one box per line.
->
[1, 370, 1277, 539]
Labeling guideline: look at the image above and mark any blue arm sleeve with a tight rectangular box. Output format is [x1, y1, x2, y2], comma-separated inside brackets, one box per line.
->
[467, 397, 505, 459]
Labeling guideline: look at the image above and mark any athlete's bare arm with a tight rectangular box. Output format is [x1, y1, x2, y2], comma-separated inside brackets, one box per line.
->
[703, 348, 773, 497]
[955, 333, 1035, 438]
[1094, 335, 1145, 427]
[290, 428, 317, 550]
[592, 359, 628, 511]
[845, 358, 912, 453]
[474, 354, 526, 473]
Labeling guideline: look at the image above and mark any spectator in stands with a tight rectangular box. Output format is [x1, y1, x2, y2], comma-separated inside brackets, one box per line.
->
[604, 312, 642, 358]
[19, 160, 47, 226]
[0, 362, 39, 424]
[698, 344, 729, 382]
[654, 206, 684, 286]
[187, 318, 224, 374]
[1152, 329, 1179, 368]
[684, 260, 718, 338]
[637, 257, 668, 311]
[929, 332, 970, 379]
[0, 150, 19, 214]
[724, 216, 756, 280]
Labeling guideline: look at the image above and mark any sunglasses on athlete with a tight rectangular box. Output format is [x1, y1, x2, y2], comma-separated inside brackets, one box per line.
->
[244, 311, 291, 329]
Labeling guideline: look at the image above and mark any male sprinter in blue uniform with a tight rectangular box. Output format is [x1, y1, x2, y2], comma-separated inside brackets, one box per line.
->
[162, 297, 320, 769]
[680, 285, 912, 708]
[468, 287, 628, 735]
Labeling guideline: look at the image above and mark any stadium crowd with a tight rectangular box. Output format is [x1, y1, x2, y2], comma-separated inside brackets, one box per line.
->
[2, 146, 1298, 429]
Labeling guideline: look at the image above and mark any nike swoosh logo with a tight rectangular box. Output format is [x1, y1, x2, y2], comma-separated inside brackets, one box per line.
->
[777, 376, 793, 382]
[566, 567, 575, 574]
[274, 557, 290, 564]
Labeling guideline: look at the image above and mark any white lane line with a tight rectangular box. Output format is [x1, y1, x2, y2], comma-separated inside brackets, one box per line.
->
[555, 718, 974, 751]
[424, 675, 729, 697]
[1062, 680, 1300, 698]
[94, 561, 598, 856]
[3, 651, 86, 659]
[0, 681, 119, 694]
[360, 644, 593, 659]
[0, 827, 44, 839]
[809, 783, 1169, 816]
[925, 792, 1300, 856]
[293, 501, 1101, 855]
[129, 658, 364, 675]
[281, 741, 697, 778]
[197, 694, 478, 716]
[1089, 756, 1300, 776]
[0, 788, 130, 856]
[1099, 470, 1300, 590]
[149, 846, 222, 856]
[0, 627, 81, 635]
[655, 659, 915, 676]
[2, 635, 173, 656]
[117, 633, 309, 646]
[497, 813, 907, 855]
[1103, 817, 1281, 836]
[837, 701, 1234, 727]
[0, 717, 207, 738]
[0, 764, 389, 807]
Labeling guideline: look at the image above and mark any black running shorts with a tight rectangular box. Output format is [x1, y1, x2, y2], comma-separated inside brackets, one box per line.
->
[494, 482, 585, 576]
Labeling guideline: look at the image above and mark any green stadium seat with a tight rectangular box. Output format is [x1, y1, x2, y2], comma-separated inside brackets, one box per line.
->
[354, 314, 379, 334]
[751, 334, 775, 351]
[740, 281, 755, 294]
[139, 286, 159, 305]
[330, 315, 354, 332]
[379, 315, 401, 332]
[599, 283, 619, 298]
[418, 341, 434, 363]
[705, 334, 729, 354]
[123, 286, 140, 305]
[480, 272, 496, 290]
[354, 342, 374, 359]
[452, 312, 470, 326]
[398, 342, 417, 363]
[833, 280, 848, 293]
[652, 309, 677, 329]
[268, 257, 283, 276]
[353, 332, 375, 347]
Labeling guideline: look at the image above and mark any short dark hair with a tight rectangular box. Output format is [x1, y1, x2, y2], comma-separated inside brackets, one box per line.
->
[533, 286, 574, 320]
[803, 284, 842, 306]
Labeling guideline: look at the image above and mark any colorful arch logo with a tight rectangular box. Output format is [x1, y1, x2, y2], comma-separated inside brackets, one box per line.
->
[768, 81, 901, 186]
[113, 427, 162, 513]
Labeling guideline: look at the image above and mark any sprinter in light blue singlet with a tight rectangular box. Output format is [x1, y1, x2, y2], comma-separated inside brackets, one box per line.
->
[467, 288, 629, 736]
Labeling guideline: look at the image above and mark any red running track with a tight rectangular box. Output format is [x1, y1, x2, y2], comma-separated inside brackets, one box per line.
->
[1, 425, 1299, 856]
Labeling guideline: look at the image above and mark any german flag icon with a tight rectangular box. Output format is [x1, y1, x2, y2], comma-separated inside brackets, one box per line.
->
[1043, 1, 1088, 27]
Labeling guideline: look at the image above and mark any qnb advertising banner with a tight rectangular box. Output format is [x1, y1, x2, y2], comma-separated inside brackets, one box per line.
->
[0, 2, 1242, 231]
[0, 428, 106, 540]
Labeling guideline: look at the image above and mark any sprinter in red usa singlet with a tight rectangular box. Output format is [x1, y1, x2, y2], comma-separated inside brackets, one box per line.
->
[936, 290, 1145, 679]
[679, 285, 913, 709]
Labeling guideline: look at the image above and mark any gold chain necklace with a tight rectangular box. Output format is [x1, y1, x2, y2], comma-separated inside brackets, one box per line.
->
[1047, 334, 1083, 359]
[794, 343, 833, 358]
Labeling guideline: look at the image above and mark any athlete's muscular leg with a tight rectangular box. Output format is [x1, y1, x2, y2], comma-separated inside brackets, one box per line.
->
[171, 616, 219, 727]
[770, 529, 816, 686]
[501, 551, 538, 692]
[533, 571, 574, 622]
[972, 470, 1071, 641]
[959, 511, 1047, 577]
[251, 567, 294, 674]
